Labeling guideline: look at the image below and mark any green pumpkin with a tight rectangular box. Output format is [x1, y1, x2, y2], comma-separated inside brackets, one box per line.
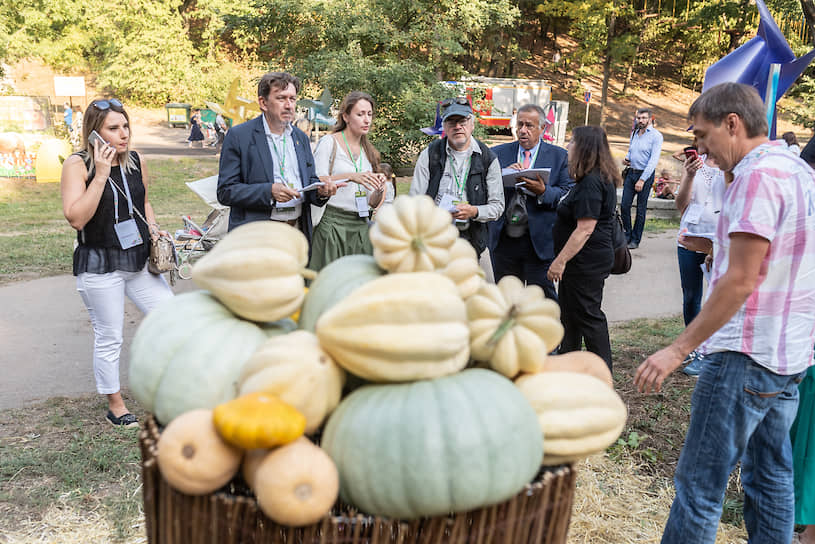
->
[128, 291, 293, 425]
[298, 255, 385, 332]
[321, 368, 543, 519]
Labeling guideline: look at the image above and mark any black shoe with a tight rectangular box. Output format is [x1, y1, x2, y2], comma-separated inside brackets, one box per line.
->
[627, 241, 639, 249]
[106, 411, 139, 428]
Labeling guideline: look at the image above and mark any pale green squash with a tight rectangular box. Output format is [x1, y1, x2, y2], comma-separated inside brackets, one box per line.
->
[128, 291, 293, 425]
[298, 255, 385, 332]
[321, 368, 543, 519]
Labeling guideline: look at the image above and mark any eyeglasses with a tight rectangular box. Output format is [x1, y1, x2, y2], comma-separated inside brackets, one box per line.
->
[91, 99, 123, 111]
[441, 97, 470, 108]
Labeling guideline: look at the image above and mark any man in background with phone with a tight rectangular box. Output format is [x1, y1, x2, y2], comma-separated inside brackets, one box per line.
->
[620, 107, 663, 249]
[488, 103, 573, 301]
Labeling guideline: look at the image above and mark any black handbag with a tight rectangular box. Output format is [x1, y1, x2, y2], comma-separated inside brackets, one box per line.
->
[610, 209, 631, 275]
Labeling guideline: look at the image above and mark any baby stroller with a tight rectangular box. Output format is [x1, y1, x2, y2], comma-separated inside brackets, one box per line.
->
[173, 175, 229, 281]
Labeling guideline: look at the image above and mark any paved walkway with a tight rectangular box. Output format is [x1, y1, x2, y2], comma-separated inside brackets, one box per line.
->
[0, 229, 682, 411]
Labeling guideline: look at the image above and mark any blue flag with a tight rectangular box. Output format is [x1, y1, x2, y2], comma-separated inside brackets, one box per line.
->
[702, 0, 815, 136]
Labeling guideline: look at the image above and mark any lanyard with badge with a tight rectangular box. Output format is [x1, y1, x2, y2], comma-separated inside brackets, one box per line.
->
[269, 133, 291, 188]
[440, 155, 471, 223]
[342, 132, 369, 218]
[110, 166, 143, 250]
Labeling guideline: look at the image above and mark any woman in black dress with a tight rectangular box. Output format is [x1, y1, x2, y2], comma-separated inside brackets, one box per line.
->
[547, 126, 621, 370]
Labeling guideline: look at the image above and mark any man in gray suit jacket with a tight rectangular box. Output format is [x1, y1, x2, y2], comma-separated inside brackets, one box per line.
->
[217, 72, 338, 244]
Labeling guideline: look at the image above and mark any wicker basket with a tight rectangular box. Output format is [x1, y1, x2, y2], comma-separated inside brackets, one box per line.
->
[139, 415, 576, 544]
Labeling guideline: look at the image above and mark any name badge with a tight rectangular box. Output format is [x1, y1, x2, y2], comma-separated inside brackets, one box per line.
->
[684, 202, 704, 224]
[355, 191, 369, 218]
[113, 218, 143, 250]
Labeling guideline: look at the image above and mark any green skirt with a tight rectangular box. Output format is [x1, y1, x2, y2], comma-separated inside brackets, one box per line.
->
[791, 365, 815, 525]
[309, 205, 373, 271]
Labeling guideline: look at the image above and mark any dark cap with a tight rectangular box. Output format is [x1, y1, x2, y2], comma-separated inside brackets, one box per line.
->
[441, 98, 473, 122]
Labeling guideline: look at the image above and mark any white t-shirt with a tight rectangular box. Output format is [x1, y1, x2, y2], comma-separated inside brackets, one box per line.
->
[677, 160, 725, 248]
[313, 134, 394, 213]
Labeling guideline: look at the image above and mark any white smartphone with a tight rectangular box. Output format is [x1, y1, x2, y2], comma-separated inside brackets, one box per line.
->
[88, 130, 108, 149]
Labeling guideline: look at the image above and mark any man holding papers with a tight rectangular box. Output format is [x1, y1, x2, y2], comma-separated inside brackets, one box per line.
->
[217, 72, 337, 246]
[488, 104, 573, 300]
[410, 98, 504, 256]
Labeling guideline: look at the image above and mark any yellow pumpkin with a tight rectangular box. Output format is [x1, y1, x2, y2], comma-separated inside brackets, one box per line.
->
[156, 409, 242, 495]
[237, 331, 345, 433]
[540, 351, 613, 388]
[468, 276, 564, 378]
[515, 371, 627, 466]
[369, 194, 459, 272]
[315, 272, 469, 382]
[439, 238, 485, 300]
[253, 437, 339, 527]
[191, 221, 314, 322]
[213, 392, 306, 450]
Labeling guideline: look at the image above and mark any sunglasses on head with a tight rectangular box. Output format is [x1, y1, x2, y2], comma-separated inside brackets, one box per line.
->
[91, 99, 123, 111]
[441, 97, 470, 108]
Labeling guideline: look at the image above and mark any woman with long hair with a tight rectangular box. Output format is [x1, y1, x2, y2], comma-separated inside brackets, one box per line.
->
[60, 98, 173, 427]
[309, 91, 392, 270]
[547, 126, 621, 370]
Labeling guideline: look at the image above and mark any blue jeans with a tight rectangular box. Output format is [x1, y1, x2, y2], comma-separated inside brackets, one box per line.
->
[662, 351, 804, 544]
[677, 246, 707, 326]
[620, 168, 654, 245]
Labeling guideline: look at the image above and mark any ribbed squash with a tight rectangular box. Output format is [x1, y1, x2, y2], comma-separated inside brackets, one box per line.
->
[439, 238, 485, 300]
[213, 392, 306, 450]
[129, 291, 284, 425]
[321, 369, 543, 519]
[156, 409, 242, 495]
[369, 194, 459, 272]
[315, 272, 469, 382]
[468, 276, 564, 378]
[253, 437, 339, 527]
[191, 221, 312, 322]
[515, 371, 627, 466]
[540, 351, 613, 388]
[237, 331, 345, 433]
[298, 255, 386, 332]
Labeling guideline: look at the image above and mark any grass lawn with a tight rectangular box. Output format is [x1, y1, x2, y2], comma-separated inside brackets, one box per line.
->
[0, 157, 219, 284]
[0, 316, 749, 543]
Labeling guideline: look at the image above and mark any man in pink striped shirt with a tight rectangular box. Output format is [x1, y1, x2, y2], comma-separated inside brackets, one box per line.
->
[635, 82, 815, 544]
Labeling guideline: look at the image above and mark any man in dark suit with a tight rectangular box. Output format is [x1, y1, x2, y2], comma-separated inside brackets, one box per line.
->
[489, 104, 573, 300]
[217, 72, 337, 243]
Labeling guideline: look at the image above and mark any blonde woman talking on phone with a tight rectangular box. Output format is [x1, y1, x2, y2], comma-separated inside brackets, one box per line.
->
[60, 98, 172, 428]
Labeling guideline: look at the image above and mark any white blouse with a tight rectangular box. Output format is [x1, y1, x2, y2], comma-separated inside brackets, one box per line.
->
[313, 134, 394, 213]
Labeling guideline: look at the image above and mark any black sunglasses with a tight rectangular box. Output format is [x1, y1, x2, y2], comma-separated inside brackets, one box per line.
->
[91, 99, 123, 111]
[441, 97, 470, 108]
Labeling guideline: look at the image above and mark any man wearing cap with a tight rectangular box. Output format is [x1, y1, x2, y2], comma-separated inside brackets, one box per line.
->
[217, 72, 337, 246]
[410, 98, 504, 256]
[488, 104, 573, 301]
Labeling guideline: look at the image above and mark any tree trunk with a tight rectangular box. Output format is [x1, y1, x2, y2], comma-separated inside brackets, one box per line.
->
[622, 34, 642, 95]
[600, 11, 617, 127]
[801, 0, 815, 44]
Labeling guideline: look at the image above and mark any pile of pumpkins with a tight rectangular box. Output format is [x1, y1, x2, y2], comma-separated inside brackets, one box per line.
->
[129, 195, 627, 527]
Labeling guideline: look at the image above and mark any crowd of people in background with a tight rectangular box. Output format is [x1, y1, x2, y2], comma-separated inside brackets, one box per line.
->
[58, 72, 815, 543]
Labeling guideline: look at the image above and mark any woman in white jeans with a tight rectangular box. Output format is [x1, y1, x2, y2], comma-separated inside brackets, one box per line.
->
[61, 98, 173, 427]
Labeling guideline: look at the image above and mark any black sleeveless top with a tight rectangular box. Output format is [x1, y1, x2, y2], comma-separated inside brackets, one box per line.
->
[72, 151, 151, 275]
